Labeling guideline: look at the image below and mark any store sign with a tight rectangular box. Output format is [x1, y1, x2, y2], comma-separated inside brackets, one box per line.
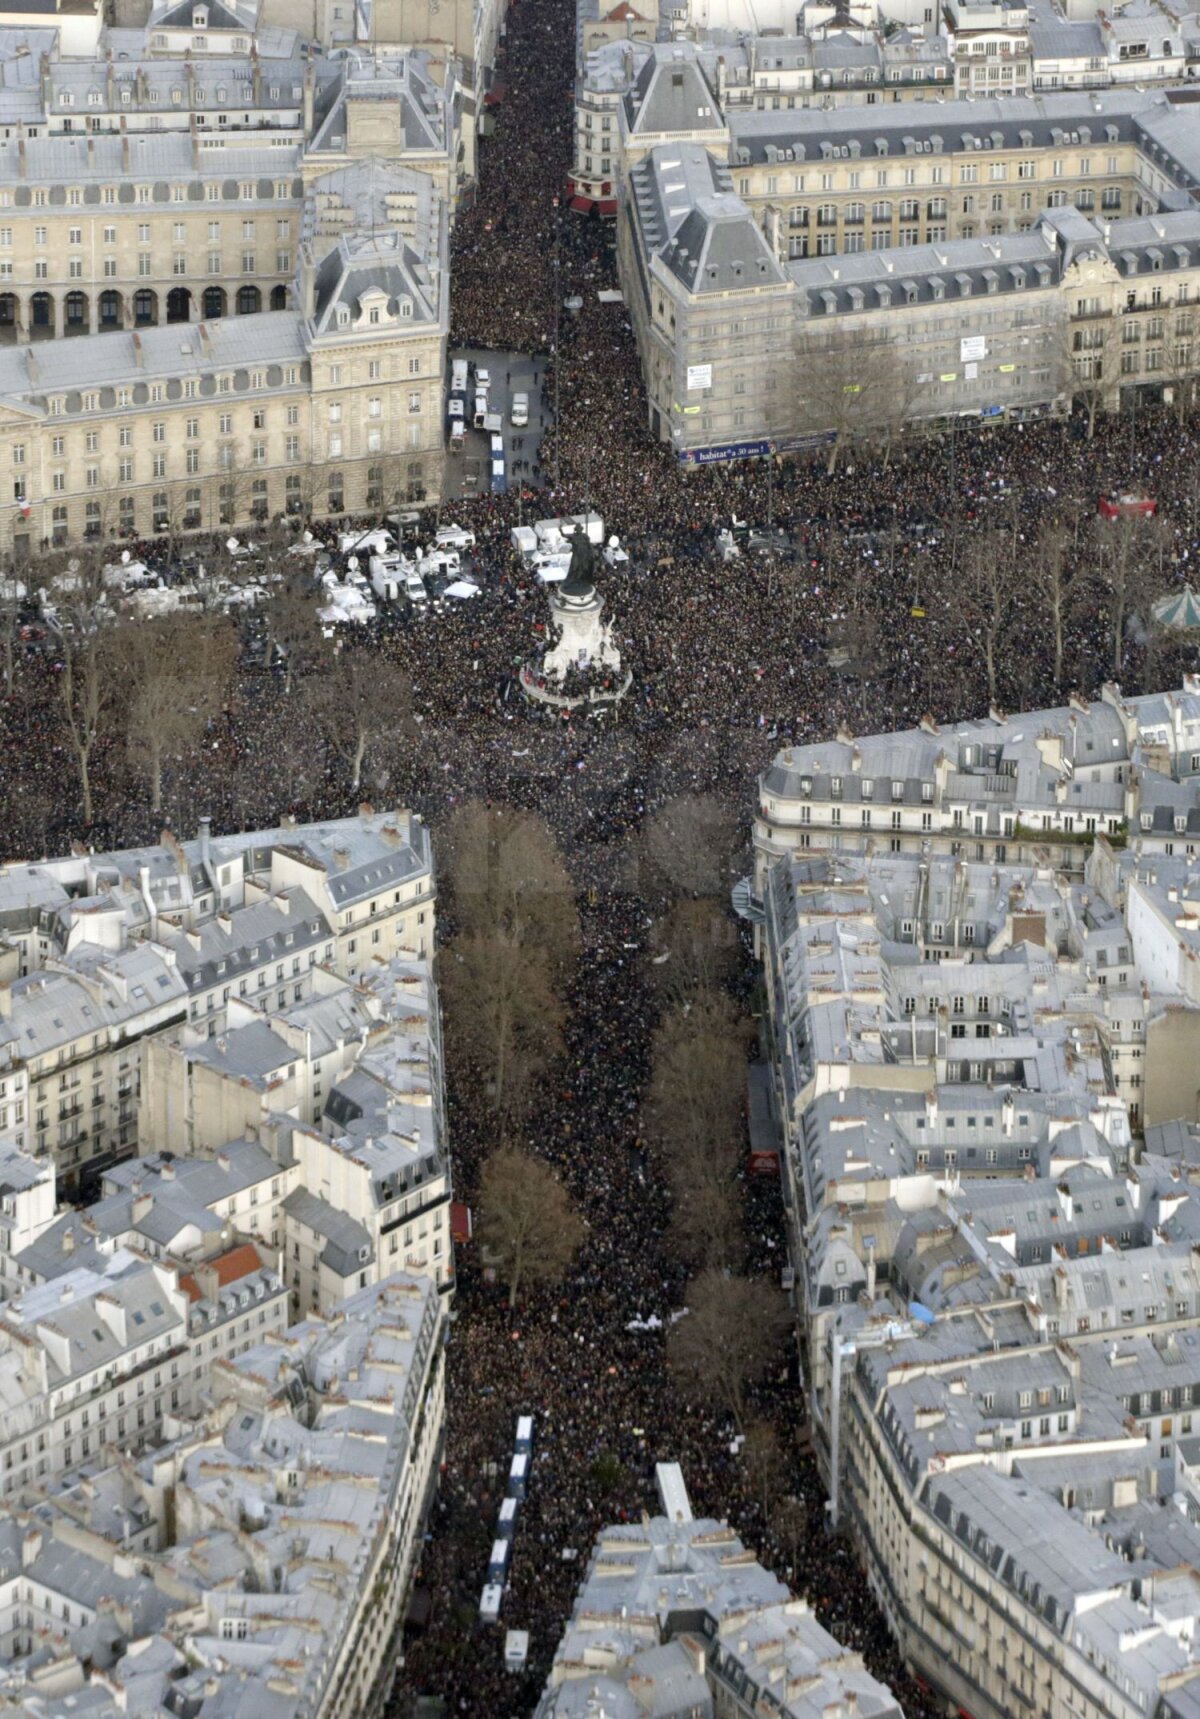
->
[686, 363, 713, 391]
[960, 335, 987, 362]
[679, 439, 775, 466]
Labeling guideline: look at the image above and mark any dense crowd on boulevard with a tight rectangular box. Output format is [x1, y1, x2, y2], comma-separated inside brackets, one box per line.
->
[4, 0, 1200, 1715]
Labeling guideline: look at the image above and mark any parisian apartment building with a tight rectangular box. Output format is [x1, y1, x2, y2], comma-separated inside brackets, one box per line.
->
[746, 676, 1200, 1719]
[0, 807, 452, 1714]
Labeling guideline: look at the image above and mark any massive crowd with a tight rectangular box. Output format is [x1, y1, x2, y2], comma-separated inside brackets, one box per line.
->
[4, 0, 1200, 1712]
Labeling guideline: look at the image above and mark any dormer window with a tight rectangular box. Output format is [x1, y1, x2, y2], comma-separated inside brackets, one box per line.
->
[193, 4, 208, 24]
[336, 304, 350, 328]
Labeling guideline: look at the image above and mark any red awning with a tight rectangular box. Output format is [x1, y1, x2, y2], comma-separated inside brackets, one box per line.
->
[569, 195, 592, 213]
[451, 1201, 473, 1244]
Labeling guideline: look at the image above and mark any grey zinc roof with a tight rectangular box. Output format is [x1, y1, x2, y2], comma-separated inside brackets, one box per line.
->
[0, 313, 307, 420]
[150, 0, 251, 27]
[624, 50, 725, 136]
[663, 193, 787, 293]
[0, 128, 302, 187]
[281, 1185, 373, 1274]
[1029, 18, 1106, 58]
[928, 1465, 1135, 1621]
[791, 222, 1062, 314]
[159, 886, 332, 994]
[311, 229, 442, 332]
[306, 52, 451, 156]
[728, 84, 1182, 164]
[185, 1018, 295, 1084]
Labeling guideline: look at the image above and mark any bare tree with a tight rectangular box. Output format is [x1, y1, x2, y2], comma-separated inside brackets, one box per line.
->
[48, 552, 115, 827]
[666, 1155, 744, 1272]
[111, 613, 237, 814]
[1062, 318, 1120, 440]
[952, 531, 1021, 711]
[1093, 513, 1157, 679]
[647, 898, 741, 1002]
[444, 801, 578, 967]
[0, 573, 25, 696]
[1159, 328, 1200, 424]
[668, 1270, 791, 1430]
[439, 933, 565, 1125]
[477, 1145, 585, 1309]
[772, 1494, 808, 1584]
[306, 649, 414, 794]
[643, 992, 749, 1169]
[1029, 517, 1086, 695]
[643, 793, 739, 900]
[263, 567, 323, 695]
[742, 1420, 786, 1520]
[794, 329, 909, 475]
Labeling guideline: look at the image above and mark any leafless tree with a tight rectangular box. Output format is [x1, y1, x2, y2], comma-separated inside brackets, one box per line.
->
[263, 566, 323, 696]
[1093, 513, 1158, 679]
[444, 801, 578, 968]
[668, 1270, 792, 1431]
[439, 933, 565, 1126]
[1062, 318, 1120, 440]
[772, 1494, 808, 1584]
[1159, 328, 1200, 423]
[477, 1145, 585, 1309]
[0, 574, 24, 696]
[1029, 517, 1086, 694]
[47, 552, 115, 827]
[742, 1419, 787, 1519]
[306, 649, 414, 794]
[666, 1156, 744, 1272]
[647, 898, 741, 1003]
[794, 330, 909, 475]
[643, 793, 739, 901]
[643, 992, 749, 1169]
[111, 613, 237, 814]
[951, 530, 1021, 711]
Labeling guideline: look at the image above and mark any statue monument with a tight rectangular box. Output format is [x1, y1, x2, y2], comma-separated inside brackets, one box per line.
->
[521, 524, 631, 709]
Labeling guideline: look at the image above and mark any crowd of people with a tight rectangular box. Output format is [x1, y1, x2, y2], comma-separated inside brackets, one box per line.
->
[5, 0, 1200, 1710]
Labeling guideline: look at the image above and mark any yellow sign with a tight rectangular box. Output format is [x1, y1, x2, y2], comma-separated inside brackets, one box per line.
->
[843, 383, 862, 394]
[682, 405, 701, 415]
[998, 363, 1016, 373]
[939, 372, 958, 382]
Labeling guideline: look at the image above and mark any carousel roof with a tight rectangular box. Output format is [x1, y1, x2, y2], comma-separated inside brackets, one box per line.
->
[1153, 587, 1200, 630]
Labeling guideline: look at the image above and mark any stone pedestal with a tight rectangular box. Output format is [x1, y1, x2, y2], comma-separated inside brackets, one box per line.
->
[543, 584, 621, 680]
[521, 575, 631, 710]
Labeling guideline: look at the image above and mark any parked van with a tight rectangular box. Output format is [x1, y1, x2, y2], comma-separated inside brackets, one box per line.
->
[451, 358, 469, 393]
[473, 392, 489, 429]
[511, 391, 529, 428]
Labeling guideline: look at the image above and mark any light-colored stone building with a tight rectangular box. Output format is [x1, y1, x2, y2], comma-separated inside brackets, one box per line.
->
[0, 47, 460, 347]
[535, 1486, 905, 1719]
[0, 1271, 446, 1719]
[754, 681, 1200, 884]
[0, 163, 448, 547]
